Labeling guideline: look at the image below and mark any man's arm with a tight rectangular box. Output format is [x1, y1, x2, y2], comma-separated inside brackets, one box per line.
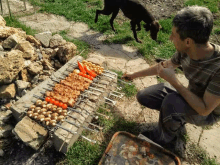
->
[124, 59, 180, 79]
[157, 62, 220, 116]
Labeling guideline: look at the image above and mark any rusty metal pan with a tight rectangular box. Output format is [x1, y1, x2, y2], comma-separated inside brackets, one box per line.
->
[98, 131, 181, 165]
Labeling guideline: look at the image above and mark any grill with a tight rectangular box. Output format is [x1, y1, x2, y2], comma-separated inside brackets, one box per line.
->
[11, 55, 125, 154]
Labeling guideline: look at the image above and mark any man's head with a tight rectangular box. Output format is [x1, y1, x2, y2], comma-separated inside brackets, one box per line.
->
[144, 21, 161, 41]
[172, 5, 213, 45]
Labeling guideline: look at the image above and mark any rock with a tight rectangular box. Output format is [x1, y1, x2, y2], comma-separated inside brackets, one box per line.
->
[34, 31, 52, 48]
[57, 42, 77, 63]
[41, 59, 54, 70]
[13, 116, 48, 150]
[21, 89, 27, 96]
[0, 83, 16, 99]
[26, 35, 41, 48]
[43, 48, 57, 58]
[31, 74, 39, 85]
[27, 62, 43, 75]
[0, 149, 4, 157]
[20, 69, 30, 82]
[2, 34, 20, 49]
[0, 50, 24, 85]
[0, 15, 6, 27]
[23, 60, 32, 68]
[15, 80, 30, 97]
[0, 27, 21, 39]
[0, 110, 12, 123]
[0, 124, 13, 138]
[0, 45, 4, 51]
[49, 34, 66, 48]
[54, 60, 62, 69]
[15, 41, 35, 59]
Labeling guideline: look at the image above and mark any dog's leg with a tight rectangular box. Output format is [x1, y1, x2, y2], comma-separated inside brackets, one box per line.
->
[130, 21, 141, 43]
[136, 22, 141, 31]
[110, 8, 119, 32]
[95, 8, 113, 23]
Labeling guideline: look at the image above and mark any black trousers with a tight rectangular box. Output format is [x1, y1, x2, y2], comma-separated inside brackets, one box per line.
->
[136, 83, 219, 145]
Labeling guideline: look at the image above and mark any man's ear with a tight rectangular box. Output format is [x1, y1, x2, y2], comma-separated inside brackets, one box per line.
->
[185, 38, 193, 47]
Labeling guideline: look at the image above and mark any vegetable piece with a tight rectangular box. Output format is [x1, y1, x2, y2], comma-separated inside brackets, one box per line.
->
[58, 102, 64, 107]
[54, 101, 60, 106]
[50, 98, 55, 104]
[84, 65, 97, 78]
[45, 97, 51, 102]
[62, 104, 68, 109]
[78, 72, 84, 76]
[78, 61, 86, 73]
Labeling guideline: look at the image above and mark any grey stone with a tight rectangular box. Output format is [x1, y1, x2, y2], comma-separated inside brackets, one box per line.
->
[31, 74, 39, 85]
[34, 31, 52, 48]
[0, 124, 13, 138]
[0, 45, 4, 51]
[0, 149, 4, 157]
[21, 89, 27, 97]
[15, 80, 30, 96]
[27, 62, 43, 75]
[49, 34, 66, 48]
[0, 110, 12, 123]
[2, 34, 19, 49]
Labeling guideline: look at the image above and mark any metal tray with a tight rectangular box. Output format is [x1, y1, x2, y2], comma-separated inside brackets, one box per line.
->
[99, 131, 181, 165]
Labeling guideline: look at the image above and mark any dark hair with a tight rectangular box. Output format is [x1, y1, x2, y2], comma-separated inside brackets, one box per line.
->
[172, 5, 213, 44]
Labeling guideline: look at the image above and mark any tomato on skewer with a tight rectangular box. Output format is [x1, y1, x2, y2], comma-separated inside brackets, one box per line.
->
[62, 104, 68, 109]
[45, 97, 51, 102]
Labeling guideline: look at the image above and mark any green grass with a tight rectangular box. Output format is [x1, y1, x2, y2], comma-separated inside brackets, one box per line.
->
[112, 70, 138, 97]
[27, 0, 177, 60]
[185, 0, 220, 13]
[4, 16, 37, 36]
[66, 106, 138, 165]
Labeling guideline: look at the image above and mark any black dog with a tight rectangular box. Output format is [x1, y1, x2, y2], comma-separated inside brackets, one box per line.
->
[95, 0, 161, 43]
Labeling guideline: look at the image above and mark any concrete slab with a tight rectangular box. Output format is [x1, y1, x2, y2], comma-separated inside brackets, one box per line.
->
[13, 116, 48, 150]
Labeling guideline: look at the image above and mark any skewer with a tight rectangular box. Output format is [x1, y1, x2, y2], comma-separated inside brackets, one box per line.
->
[104, 97, 117, 106]
[65, 119, 99, 132]
[55, 124, 96, 143]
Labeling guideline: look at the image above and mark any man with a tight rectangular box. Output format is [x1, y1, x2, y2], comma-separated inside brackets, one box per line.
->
[123, 5, 220, 147]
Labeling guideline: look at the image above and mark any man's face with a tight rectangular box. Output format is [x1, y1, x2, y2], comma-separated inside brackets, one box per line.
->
[170, 26, 186, 53]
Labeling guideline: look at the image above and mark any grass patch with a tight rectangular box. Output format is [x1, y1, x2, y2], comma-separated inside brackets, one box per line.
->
[157, 76, 165, 83]
[4, 16, 37, 36]
[28, 0, 177, 60]
[66, 106, 138, 165]
[185, 0, 220, 13]
[111, 70, 138, 98]
[187, 143, 218, 165]
[66, 140, 103, 165]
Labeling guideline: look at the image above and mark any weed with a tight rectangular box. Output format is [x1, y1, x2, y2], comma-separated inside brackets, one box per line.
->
[4, 16, 37, 36]
[157, 76, 165, 83]
[111, 70, 138, 98]
[185, 0, 220, 13]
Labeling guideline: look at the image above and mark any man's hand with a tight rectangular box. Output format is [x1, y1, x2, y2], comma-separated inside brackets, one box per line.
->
[157, 62, 178, 84]
[122, 72, 135, 81]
